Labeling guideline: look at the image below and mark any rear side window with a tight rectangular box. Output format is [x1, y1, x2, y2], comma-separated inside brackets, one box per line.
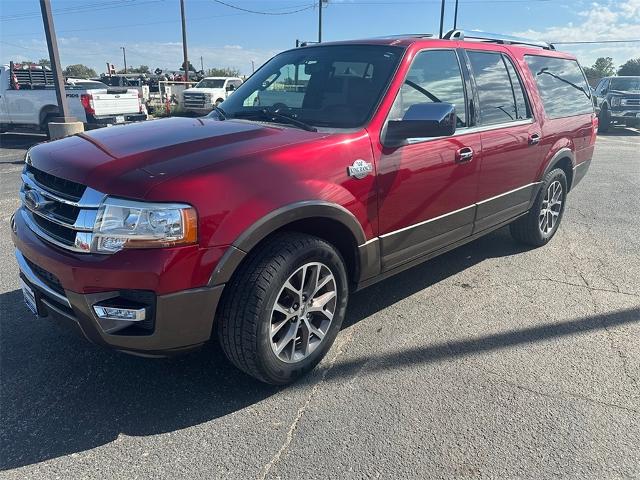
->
[467, 51, 529, 125]
[524, 55, 593, 119]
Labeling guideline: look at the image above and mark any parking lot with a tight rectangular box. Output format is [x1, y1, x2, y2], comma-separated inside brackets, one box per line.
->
[0, 129, 639, 479]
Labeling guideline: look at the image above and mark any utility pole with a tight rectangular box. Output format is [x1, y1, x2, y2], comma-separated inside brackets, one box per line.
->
[318, 0, 325, 43]
[120, 46, 127, 73]
[251, 60, 255, 73]
[453, 0, 459, 30]
[39, 0, 72, 121]
[180, 0, 189, 83]
[200, 55, 204, 72]
[439, 0, 446, 38]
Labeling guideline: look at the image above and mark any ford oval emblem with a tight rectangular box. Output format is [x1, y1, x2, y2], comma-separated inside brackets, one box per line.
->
[24, 190, 54, 211]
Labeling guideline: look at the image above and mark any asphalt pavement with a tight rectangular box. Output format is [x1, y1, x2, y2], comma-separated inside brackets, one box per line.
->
[0, 128, 639, 479]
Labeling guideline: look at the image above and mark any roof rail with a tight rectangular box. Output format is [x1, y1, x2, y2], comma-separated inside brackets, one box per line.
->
[443, 29, 554, 50]
[376, 33, 434, 39]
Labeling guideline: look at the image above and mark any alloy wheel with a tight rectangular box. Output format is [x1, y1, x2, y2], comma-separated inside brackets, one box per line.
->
[539, 180, 563, 235]
[269, 262, 337, 363]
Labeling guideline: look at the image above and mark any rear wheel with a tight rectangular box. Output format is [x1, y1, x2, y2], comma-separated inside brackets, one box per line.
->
[217, 232, 349, 384]
[510, 168, 567, 247]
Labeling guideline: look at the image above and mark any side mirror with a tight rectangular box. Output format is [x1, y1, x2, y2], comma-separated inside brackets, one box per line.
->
[226, 84, 235, 92]
[384, 103, 456, 147]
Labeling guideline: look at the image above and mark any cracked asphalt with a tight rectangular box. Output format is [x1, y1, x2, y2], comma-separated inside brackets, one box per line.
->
[1, 128, 639, 479]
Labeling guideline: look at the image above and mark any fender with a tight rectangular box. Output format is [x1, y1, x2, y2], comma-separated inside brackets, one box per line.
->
[208, 200, 368, 286]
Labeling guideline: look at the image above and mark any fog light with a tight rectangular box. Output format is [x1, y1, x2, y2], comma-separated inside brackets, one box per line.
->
[93, 305, 146, 321]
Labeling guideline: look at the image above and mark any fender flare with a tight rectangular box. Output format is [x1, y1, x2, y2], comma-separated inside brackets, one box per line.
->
[541, 147, 575, 188]
[208, 200, 367, 286]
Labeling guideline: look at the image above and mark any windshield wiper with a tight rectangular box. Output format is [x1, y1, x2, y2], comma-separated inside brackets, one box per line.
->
[233, 108, 317, 132]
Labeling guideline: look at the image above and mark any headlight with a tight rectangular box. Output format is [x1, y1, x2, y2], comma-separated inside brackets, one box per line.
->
[204, 93, 213, 102]
[93, 197, 197, 253]
[610, 96, 621, 107]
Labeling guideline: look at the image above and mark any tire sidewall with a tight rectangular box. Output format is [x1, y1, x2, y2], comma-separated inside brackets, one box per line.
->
[255, 241, 349, 384]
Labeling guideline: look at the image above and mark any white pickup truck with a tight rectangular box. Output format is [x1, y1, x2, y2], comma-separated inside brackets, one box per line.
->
[0, 63, 147, 136]
[182, 76, 243, 115]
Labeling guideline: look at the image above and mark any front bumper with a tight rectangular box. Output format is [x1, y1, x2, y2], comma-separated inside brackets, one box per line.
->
[608, 109, 640, 122]
[11, 210, 226, 356]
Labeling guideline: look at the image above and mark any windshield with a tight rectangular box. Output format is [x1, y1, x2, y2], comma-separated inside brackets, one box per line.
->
[197, 79, 226, 88]
[214, 45, 404, 128]
[610, 77, 640, 92]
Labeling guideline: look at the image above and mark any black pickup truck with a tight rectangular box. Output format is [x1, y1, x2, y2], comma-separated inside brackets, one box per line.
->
[592, 76, 640, 132]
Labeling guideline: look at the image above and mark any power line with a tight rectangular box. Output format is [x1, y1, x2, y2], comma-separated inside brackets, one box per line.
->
[0, 0, 163, 21]
[211, 0, 315, 15]
[551, 40, 640, 44]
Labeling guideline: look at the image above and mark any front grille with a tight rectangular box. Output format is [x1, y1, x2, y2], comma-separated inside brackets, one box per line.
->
[25, 164, 85, 201]
[20, 165, 104, 253]
[621, 98, 640, 107]
[24, 256, 65, 295]
[183, 92, 206, 109]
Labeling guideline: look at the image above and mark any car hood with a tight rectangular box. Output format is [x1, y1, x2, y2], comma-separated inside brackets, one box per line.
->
[27, 117, 325, 198]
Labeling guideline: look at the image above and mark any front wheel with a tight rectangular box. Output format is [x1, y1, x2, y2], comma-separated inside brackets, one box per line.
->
[510, 168, 568, 247]
[217, 232, 349, 384]
[598, 106, 611, 133]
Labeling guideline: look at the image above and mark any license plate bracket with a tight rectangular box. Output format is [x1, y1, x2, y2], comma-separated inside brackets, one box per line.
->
[20, 278, 40, 316]
[115, 115, 125, 123]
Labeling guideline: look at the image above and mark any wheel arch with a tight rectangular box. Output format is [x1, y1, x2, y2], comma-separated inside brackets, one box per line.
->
[541, 147, 575, 191]
[39, 105, 59, 129]
[208, 201, 371, 288]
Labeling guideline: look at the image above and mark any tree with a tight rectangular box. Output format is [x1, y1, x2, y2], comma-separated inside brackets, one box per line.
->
[618, 58, 640, 76]
[19, 58, 51, 67]
[179, 61, 196, 72]
[583, 57, 616, 86]
[206, 67, 241, 77]
[63, 64, 97, 78]
[117, 65, 150, 74]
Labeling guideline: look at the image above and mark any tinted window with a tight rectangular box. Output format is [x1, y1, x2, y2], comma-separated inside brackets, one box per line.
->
[468, 51, 522, 125]
[389, 49, 467, 127]
[610, 77, 640, 92]
[218, 45, 403, 128]
[196, 79, 225, 88]
[503, 56, 530, 120]
[525, 55, 593, 119]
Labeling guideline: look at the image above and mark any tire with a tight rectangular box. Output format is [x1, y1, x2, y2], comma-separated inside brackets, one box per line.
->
[217, 232, 349, 384]
[42, 113, 56, 139]
[598, 106, 610, 133]
[510, 168, 568, 247]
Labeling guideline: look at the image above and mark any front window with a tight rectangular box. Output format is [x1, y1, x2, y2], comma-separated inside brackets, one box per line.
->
[609, 78, 640, 92]
[196, 79, 226, 88]
[216, 45, 404, 128]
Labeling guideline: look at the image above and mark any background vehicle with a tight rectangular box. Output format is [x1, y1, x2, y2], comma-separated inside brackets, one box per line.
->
[593, 76, 640, 131]
[11, 32, 596, 385]
[182, 76, 242, 114]
[0, 63, 147, 136]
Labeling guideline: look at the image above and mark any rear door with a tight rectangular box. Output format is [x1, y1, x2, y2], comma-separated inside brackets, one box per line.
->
[464, 49, 543, 232]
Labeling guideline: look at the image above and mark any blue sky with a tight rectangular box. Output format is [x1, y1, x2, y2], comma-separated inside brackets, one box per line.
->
[1, 0, 638, 75]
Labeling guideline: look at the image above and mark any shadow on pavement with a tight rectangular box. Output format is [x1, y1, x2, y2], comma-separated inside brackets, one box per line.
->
[0, 133, 46, 153]
[0, 228, 578, 470]
[598, 126, 640, 137]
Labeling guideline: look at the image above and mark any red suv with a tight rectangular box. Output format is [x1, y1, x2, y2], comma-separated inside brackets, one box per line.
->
[11, 31, 597, 384]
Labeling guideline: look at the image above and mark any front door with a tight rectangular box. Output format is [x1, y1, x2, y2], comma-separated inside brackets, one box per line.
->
[375, 49, 482, 271]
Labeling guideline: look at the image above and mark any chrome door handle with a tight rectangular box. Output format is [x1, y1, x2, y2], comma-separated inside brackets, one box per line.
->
[529, 133, 541, 145]
[455, 147, 474, 163]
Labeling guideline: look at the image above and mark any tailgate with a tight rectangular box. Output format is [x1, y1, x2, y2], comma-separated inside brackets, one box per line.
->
[92, 91, 140, 115]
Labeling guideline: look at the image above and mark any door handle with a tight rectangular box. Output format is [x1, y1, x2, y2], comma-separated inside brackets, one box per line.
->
[529, 133, 541, 145]
[455, 147, 474, 163]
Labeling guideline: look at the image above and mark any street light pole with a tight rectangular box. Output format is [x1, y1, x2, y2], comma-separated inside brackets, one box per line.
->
[120, 46, 127, 73]
[180, 0, 189, 83]
[439, 0, 446, 38]
[39, 0, 72, 121]
[318, 0, 322, 43]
